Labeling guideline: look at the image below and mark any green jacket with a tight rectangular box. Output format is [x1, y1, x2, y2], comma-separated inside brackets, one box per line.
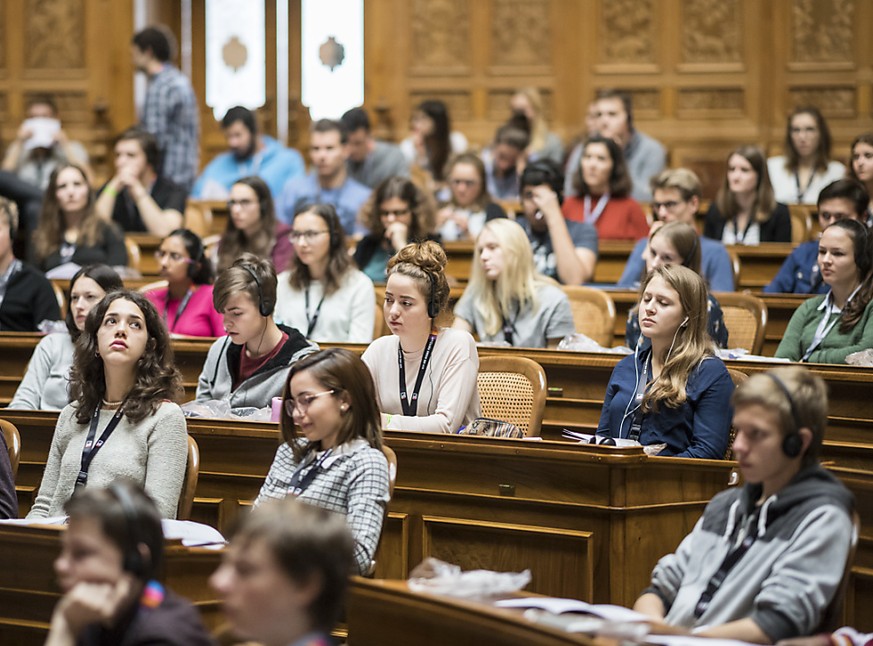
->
[775, 294, 873, 363]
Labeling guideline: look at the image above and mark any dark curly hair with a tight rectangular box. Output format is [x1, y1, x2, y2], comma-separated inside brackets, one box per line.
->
[69, 290, 182, 425]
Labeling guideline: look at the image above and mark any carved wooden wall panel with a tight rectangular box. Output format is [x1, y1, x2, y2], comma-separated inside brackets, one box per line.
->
[680, 0, 742, 66]
[490, 0, 551, 69]
[24, 0, 85, 70]
[790, 0, 854, 65]
[409, 0, 471, 72]
[598, 0, 656, 67]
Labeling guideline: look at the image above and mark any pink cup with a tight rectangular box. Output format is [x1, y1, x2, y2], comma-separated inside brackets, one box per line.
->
[271, 397, 283, 423]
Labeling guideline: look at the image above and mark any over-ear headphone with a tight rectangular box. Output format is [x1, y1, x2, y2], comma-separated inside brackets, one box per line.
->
[764, 373, 804, 458]
[426, 270, 438, 320]
[108, 482, 146, 576]
[187, 235, 204, 280]
[242, 263, 272, 317]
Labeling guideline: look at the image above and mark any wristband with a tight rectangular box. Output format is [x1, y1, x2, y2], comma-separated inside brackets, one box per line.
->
[385, 414, 393, 428]
[103, 186, 118, 198]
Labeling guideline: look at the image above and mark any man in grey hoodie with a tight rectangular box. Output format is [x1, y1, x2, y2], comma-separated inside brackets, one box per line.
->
[634, 366, 855, 643]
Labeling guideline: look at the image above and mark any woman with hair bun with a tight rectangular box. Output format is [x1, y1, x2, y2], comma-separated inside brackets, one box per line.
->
[362, 241, 480, 434]
[776, 219, 873, 363]
[144, 228, 224, 337]
[275, 203, 375, 343]
[27, 290, 188, 519]
[10, 264, 123, 410]
[597, 264, 734, 458]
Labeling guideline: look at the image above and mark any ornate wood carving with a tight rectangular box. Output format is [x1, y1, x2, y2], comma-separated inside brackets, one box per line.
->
[410, 0, 470, 71]
[625, 89, 660, 118]
[788, 87, 856, 117]
[681, 0, 741, 63]
[791, 0, 854, 63]
[25, 0, 85, 69]
[490, 0, 550, 67]
[599, 0, 655, 64]
[677, 88, 744, 112]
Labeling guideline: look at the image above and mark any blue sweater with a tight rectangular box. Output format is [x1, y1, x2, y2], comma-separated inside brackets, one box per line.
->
[763, 240, 828, 295]
[597, 347, 734, 458]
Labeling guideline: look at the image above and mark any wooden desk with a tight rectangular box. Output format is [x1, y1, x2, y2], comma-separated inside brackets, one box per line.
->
[127, 232, 163, 277]
[0, 523, 223, 646]
[347, 577, 598, 646]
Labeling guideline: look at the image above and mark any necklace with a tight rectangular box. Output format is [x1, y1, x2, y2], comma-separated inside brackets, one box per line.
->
[102, 398, 124, 407]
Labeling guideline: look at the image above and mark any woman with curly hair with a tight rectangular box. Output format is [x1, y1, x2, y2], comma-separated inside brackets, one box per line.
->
[216, 176, 293, 273]
[26, 290, 187, 519]
[29, 163, 128, 273]
[362, 241, 480, 434]
[274, 204, 375, 342]
[354, 176, 438, 283]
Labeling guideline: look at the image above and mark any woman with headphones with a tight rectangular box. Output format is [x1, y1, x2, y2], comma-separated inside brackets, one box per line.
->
[46, 481, 214, 645]
[216, 175, 294, 273]
[626, 221, 728, 349]
[362, 241, 481, 434]
[597, 264, 734, 458]
[143, 228, 224, 337]
[274, 203, 375, 343]
[195, 253, 317, 410]
[777, 219, 873, 363]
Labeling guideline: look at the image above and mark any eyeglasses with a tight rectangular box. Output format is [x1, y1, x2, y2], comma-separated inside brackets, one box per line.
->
[651, 200, 683, 213]
[450, 178, 479, 188]
[290, 230, 330, 243]
[227, 198, 256, 209]
[284, 389, 335, 416]
[379, 208, 411, 218]
[154, 250, 191, 263]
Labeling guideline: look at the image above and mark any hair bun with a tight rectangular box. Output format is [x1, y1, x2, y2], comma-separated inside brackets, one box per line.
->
[392, 240, 447, 275]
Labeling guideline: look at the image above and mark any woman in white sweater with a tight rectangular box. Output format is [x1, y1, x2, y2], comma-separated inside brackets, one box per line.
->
[9, 264, 123, 410]
[27, 290, 187, 519]
[362, 241, 480, 433]
[274, 203, 374, 343]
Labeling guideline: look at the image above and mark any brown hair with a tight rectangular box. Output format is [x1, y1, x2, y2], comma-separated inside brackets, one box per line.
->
[386, 241, 450, 319]
[732, 366, 827, 466]
[213, 253, 277, 316]
[445, 153, 492, 211]
[650, 168, 703, 203]
[69, 290, 182, 425]
[715, 145, 777, 224]
[281, 348, 382, 460]
[849, 133, 873, 186]
[572, 135, 632, 198]
[217, 176, 277, 272]
[824, 219, 873, 334]
[32, 164, 107, 263]
[287, 203, 351, 296]
[358, 176, 437, 240]
[784, 106, 832, 174]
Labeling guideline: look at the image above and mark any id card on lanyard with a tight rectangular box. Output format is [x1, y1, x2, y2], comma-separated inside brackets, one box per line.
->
[286, 449, 333, 496]
[801, 287, 859, 362]
[76, 404, 126, 489]
[398, 334, 437, 417]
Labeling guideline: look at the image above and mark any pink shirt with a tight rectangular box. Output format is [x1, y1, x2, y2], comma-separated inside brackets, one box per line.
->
[145, 285, 225, 337]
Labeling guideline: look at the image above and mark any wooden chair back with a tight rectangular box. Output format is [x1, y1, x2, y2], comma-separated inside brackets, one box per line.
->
[724, 368, 748, 459]
[789, 204, 813, 244]
[561, 286, 616, 347]
[51, 281, 67, 319]
[714, 292, 767, 355]
[0, 419, 20, 480]
[177, 435, 200, 521]
[136, 279, 168, 294]
[477, 356, 547, 437]
[382, 444, 397, 498]
[726, 247, 741, 290]
[123, 236, 142, 272]
[184, 202, 212, 238]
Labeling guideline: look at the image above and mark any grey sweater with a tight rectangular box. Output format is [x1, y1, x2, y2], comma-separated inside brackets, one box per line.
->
[646, 465, 854, 641]
[26, 401, 188, 519]
[8, 332, 73, 410]
[195, 325, 317, 410]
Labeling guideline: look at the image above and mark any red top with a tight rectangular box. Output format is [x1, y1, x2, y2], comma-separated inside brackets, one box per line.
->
[562, 195, 649, 241]
[237, 331, 289, 387]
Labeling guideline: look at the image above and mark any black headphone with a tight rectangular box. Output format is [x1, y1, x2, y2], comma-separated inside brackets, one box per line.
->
[242, 263, 272, 317]
[764, 373, 804, 458]
[187, 235, 204, 280]
[425, 270, 438, 320]
[108, 482, 146, 576]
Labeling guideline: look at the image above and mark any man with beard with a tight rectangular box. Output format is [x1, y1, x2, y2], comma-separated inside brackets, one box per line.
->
[191, 106, 304, 201]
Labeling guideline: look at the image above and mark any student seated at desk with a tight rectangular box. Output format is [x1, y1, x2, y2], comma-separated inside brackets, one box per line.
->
[45, 481, 214, 646]
[597, 265, 733, 458]
[27, 291, 187, 519]
[253, 349, 389, 576]
[634, 367, 855, 643]
[453, 218, 574, 348]
[211, 497, 355, 645]
[274, 203, 375, 343]
[9, 264, 122, 410]
[144, 228, 225, 337]
[196, 254, 316, 409]
[776, 219, 873, 363]
[765, 179, 868, 295]
[362, 241, 480, 433]
[625, 222, 728, 349]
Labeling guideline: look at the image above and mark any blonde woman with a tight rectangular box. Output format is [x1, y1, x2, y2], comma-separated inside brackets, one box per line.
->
[509, 87, 564, 164]
[453, 218, 574, 348]
[597, 265, 734, 458]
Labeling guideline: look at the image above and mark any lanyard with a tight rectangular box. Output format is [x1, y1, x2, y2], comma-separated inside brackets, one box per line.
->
[76, 404, 126, 489]
[801, 287, 860, 361]
[627, 355, 650, 441]
[794, 171, 815, 203]
[164, 288, 194, 332]
[732, 215, 756, 245]
[694, 510, 760, 618]
[304, 287, 326, 338]
[501, 302, 519, 346]
[583, 193, 610, 225]
[286, 449, 333, 496]
[398, 334, 437, 417]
